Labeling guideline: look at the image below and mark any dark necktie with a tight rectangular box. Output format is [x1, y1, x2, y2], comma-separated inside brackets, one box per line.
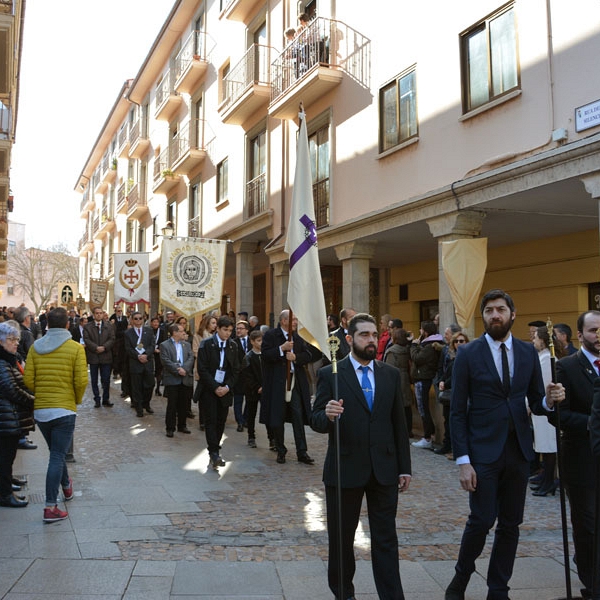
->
[500, 343, 510, 397]
[98, 322, 102, 335]
[358, 365, 373, 411]
[242, 338, 247, 352]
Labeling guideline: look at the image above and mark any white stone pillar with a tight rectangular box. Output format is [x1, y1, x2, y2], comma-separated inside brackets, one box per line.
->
[272, 261, 289, 315]
[233, 241, 256, 317]
[334, 241, 376, 314]
[426, 211, 486, 338]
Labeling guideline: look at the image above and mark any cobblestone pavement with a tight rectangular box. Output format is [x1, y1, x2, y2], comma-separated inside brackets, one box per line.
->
[58, 380, 569, 565]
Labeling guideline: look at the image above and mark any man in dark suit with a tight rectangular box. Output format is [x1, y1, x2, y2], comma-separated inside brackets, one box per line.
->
[124, 311, 156, 418]
[150, 315, 168, 395]
[311, 312, 411, 600]
[553, 310, 600, 599]
[260, 309, 316, 465]
[160, 323, 194, 437]
[447, 289, 564, 600]
[233, 320, 250, 431]
[330, 307, 356, 361]
[197, 315, 240, 468]
[83, 307, 116, 407]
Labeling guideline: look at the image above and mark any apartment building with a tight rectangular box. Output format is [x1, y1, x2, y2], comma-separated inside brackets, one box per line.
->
[77, 0, 600, 336]
[0, 0, 23, 289]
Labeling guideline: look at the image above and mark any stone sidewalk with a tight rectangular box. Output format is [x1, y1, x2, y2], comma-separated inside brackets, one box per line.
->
[0, 380, 584, 599]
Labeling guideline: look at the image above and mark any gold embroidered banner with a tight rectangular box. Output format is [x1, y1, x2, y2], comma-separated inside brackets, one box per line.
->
[89, 279, 109, 310]
[160, 238, 226, 319]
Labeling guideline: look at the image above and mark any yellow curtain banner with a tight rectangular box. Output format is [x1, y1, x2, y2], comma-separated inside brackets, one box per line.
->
[441, 238, 488, 329]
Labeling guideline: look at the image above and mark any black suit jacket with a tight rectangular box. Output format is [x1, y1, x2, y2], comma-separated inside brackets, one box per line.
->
[197, 335, 241, 404]
[124, 326, 155, 375]
[555, 351, 597, 487]
[83, 320, 115, 365]
[311, 356, 411, 488]
[450, 334, 545, 464]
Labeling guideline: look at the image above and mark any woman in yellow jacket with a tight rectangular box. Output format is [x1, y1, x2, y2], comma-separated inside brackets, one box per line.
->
[24, 307, 88, 523]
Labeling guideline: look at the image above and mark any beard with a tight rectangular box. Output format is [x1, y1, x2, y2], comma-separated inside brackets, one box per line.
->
[353, 343, 377, 361]
[484, 318, 514, 341]
[581, 336, 600, 357]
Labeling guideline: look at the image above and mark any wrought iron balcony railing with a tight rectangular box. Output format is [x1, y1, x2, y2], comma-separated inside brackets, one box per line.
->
[245, 172, 266, 218]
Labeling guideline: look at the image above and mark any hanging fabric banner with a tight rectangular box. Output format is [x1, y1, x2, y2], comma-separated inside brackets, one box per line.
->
[89, 279, 109, 310]
[159, 237, 227, 319]
[441, 238, 488, 329]
[114, 252, 150, 305]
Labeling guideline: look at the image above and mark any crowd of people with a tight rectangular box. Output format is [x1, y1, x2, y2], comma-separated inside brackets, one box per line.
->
[1, 295, 600, 599]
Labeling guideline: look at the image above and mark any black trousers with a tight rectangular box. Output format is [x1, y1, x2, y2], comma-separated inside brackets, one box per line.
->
[564, 482, 595, 592]
[325, 474, 404, 600]
[164, 384, 192, 432]
[129, 370, 153, 411]
[454, 432, 529, 600]
[272, 386, 307, 456]
[204, 392, 230, 454]
[0, 434, 19, 498]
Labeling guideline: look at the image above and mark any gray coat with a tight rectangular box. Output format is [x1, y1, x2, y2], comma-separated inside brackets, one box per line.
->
[159, 338, 194, 387]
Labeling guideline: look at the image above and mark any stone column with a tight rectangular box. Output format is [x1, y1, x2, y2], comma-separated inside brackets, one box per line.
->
[233, 241, 256, 316]
[334, 241, 376, 314]
[426, 210, 486, 338]
[272, 261, 289, 316]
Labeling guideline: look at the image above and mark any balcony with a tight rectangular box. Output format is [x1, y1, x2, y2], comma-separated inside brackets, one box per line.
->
[117, 122, 130, 158]
[126, 181, 149, 220]
[218, 44, 272, 125]
[0, 217, 6, 239]
[116, 181, 128, 214]
[107, 254, 114, 278]
[155, 70, 183, 121]
[174, 30, 212, 94]
[153, 148, 181, 195]
[78, 232, 93, 255]
[92, 215, 100, 237]
[170, 119, 207, 176]
[269, 18, 370, 120]
[222, 0, 263, 22]
[129, 117, 150, 159]
[102, 155, 117, 186]
[97, 204, 116, 237]
[79, 188, 95, 217]
[245, 172, 266, 218]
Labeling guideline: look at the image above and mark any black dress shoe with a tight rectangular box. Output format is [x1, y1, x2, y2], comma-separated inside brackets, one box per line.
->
[445, 575, 466, 600]
[276, 453, 286, 464]
[177, 427, 191, 434]
[136, 410, 144, 417]
[297, 454, 315, 464]
[102, 401, 114, 407]
[155, 388, 162, 396]
[145, 406, 154, 414]
[166, 431, 174, 438]
[187, 411, 195, 419]
[94, 402, 101, 408]
[12, 476, 27, 486]
[0, 494, 28, 507]
[18, 439, 37, 450]
[434, 444, 452, 455]
[236, 424, 244, 432]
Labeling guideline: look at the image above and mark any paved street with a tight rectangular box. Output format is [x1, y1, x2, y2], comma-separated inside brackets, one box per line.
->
[0, 379, 584, 599]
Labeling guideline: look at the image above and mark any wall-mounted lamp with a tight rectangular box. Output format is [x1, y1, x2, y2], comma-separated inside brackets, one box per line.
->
[161, 221, 174, 237]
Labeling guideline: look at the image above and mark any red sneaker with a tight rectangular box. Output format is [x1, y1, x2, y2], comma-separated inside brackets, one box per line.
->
[43, 505, 68, 523]
[62, 478, 73, 502]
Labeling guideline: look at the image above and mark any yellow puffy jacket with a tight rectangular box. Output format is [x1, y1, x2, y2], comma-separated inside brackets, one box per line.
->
[24, 329, 88, 411]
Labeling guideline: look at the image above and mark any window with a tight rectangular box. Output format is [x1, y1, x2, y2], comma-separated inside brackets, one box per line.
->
[189, 182, 201, 236]
[152, 216, 159, 246]
[217, 158, 228, 204]
[308, 118, 329, 228]
[461, 4, 519, 113]
[379, 67, 417, 152]
[247, 128, 266, 216]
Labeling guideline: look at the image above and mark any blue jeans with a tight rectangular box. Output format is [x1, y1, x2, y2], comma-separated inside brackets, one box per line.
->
[36, 414, 76, 505]
[89, 363, 112, 404]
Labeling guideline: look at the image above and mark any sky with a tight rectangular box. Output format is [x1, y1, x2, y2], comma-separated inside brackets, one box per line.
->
[10, 0, 171, 253]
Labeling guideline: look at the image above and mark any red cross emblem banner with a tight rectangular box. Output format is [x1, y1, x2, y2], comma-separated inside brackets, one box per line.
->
[159, 237, 226, 320]
[284, 112, 330, 361]
[114, 253, 150, 305]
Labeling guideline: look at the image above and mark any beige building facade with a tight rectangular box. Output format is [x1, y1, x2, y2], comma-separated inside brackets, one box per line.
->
[77, 0, 600, 340]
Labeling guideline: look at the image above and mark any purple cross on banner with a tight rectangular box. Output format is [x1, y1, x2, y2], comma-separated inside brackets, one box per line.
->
[289, 214, 317, 269]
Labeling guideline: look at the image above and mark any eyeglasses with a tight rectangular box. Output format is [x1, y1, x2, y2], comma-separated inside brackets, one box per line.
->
[6, 336, 20, 342]
[132, 317, 143, 321]
[455, 339, 467, 344]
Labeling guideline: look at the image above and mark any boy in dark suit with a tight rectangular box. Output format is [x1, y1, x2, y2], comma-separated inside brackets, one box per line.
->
[241, 330, 264, 448]
[312, 312, 411, 600]
[197, 315, 240, 468]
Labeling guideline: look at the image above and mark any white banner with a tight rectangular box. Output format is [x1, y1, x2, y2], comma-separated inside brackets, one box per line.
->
[57, 282, 78, 307]
[160, 238, 226, 319]
[114, 253, 150, 305]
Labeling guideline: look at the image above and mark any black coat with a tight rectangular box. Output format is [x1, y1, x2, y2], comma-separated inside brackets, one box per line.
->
[241, 350, 263, 402]
[197, 335, 241, 406]
[259, 326, 313, 428]
[0, 350, 34, 437]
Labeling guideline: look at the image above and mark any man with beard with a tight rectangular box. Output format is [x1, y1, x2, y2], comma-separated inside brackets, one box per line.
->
[446, 289, 564, 600]
[311, 313, 411, 600]
[552, 310, 600, 599]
